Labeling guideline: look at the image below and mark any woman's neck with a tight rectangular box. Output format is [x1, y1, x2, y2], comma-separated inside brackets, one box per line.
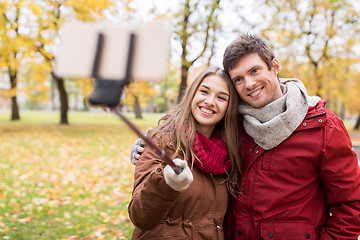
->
[196, 125, 215, 138]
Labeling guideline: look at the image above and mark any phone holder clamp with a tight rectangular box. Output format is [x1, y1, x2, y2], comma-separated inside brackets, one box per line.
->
[88, 32, 135, 107]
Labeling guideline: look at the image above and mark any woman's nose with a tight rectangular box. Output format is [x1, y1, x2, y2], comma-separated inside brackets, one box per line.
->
[204, 96, 215, 106]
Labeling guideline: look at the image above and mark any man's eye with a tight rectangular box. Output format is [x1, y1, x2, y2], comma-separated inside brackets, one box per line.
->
[234, 78, 242, 83]
[252, 68, 259, 74]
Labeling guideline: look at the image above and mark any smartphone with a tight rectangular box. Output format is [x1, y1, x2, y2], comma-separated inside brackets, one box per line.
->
[54, 22, 171, 82]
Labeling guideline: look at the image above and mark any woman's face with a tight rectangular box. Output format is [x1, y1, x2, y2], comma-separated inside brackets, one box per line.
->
[191, 75, 230, 138]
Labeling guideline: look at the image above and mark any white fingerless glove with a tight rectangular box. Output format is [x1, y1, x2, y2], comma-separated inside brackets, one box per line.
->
[163, 158, 193, 191]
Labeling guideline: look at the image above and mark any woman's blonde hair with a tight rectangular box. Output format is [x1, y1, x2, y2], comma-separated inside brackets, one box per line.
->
[150, 66, 241, 196]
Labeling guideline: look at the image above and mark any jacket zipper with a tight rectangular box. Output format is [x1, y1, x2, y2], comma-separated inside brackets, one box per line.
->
[304, 112, 325, 120]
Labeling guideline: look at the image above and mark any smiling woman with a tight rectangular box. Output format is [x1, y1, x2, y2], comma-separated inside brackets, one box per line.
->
[191, 74, 230, 138]
[128, 66, 242, 239]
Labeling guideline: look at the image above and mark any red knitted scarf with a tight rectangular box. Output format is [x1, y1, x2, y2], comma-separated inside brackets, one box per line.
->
[192, 130, 231, 175]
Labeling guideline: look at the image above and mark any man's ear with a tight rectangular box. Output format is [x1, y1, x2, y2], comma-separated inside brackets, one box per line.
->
[272, 58, 281, 75]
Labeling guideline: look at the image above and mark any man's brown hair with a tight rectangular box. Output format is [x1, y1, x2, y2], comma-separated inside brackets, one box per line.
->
[223, 33, 275, 73]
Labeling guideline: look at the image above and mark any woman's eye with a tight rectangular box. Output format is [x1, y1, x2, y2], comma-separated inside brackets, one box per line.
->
[200, 90, 208, 94]
[218, 96, 228, 101]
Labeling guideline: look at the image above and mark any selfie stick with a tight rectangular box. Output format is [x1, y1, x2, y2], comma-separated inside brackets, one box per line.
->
[88, 33, 182, 174]
[112, 106, 181, 173]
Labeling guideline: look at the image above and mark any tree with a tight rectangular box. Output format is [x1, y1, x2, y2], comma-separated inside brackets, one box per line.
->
[31, 0, 117, 124]
[0, 0, 34, 120]
[154, 67, 180, 113]
[31, 1, 68, 123]
[175, 0, 222, 102]
[124, 82, 155, 119]
[262, 0, 359, 115]
[20, 61, 51, 109]
[342, 61, 360, 129]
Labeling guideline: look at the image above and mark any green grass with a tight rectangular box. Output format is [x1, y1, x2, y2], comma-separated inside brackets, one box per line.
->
[0, 110, 162, 240]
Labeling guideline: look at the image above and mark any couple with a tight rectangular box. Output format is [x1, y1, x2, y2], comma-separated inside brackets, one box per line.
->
[128, 34, 360, 239]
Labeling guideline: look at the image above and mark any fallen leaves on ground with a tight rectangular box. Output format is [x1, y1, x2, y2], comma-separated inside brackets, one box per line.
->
[0, 117, 153, 240]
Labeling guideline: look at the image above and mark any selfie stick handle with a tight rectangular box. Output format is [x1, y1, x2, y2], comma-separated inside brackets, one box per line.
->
[90, 32, 182, 174]
[112, 107, 182, 174]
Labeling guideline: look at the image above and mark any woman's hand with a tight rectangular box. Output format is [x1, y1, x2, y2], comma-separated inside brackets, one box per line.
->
[163, 158, 193, 191]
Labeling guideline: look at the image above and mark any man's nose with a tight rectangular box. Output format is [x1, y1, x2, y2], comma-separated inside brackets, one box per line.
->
[244, 76, 256, 89]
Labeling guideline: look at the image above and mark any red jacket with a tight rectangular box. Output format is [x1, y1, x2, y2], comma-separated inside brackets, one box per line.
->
[225, 99, 360, 240]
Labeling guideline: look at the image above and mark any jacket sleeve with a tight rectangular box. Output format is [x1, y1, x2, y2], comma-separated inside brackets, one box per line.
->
[128, 135, 180, 230]
[319, 113, 360, 239]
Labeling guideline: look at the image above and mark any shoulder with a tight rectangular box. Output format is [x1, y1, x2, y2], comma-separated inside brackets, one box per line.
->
[301, 99, 348, 138]
[317, 99, 342, 123]
[309, 99, 350, 139]
[307, 98, 338, 122]
[149, 131, 173, 148]
[144, 131, 180, 163]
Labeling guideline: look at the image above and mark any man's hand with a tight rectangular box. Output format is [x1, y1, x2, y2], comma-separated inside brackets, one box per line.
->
[130, 128, 152, 165]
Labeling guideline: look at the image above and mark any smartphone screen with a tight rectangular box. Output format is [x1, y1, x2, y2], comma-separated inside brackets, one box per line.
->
[54, 22, 171, 82]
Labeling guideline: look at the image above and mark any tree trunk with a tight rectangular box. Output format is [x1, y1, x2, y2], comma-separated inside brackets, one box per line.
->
[51, 78, 56, 110]
[339, 103, 345, 120]
[11, 96, 20, 121]
[354, 115, 360, 130]
[83, 98, 89, 111]
[178, 65, 189, 103]
[9, 71, 20, 121]
[52, 72, 69, 125]
[133, 96, 142, 119]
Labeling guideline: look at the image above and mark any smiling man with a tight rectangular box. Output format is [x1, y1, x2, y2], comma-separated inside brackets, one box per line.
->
[229, 52, 282, 108]
[223, 33, 360, 240]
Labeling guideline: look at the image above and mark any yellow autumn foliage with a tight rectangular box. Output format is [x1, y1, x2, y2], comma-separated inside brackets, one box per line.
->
[123, 81, 155, 107]
[263, 0, 359, 115]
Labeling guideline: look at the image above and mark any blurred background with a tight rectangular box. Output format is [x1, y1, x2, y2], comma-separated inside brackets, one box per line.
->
[0, 0, 359, 239]
[1, 0, 360, 124]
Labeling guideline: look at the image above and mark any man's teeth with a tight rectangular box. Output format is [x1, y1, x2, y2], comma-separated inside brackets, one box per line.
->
[250, 88, 261, 97]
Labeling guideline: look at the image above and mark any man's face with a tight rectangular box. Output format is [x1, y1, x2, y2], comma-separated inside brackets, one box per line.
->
[229, 53, 283, 108]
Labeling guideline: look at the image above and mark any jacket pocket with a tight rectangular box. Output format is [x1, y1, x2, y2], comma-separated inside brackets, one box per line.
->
[260, 221, 316, 240]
